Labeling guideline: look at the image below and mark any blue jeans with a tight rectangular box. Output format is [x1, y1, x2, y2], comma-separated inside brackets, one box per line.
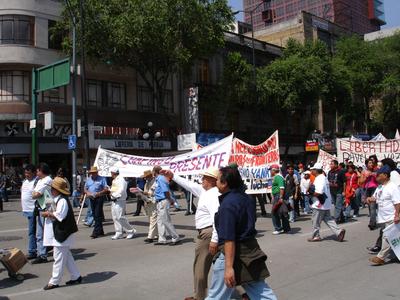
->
[84, 197, 94, 225]
[0, 187, 8, 202]
[206, 253, 277, 300]
[22, 211, 37, 255]
[36, 215, 47, 258]
[72, 190, 81, 208]
[288, 197, 295, 222]
[302, 194, 311, 213]
[333, 193, 344, 220]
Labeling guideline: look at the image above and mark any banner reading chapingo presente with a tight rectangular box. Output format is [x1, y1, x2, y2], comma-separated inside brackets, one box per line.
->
[230, 131, 280, 194]
[94, 134, 233, 177]
[336, 138, 400, 166]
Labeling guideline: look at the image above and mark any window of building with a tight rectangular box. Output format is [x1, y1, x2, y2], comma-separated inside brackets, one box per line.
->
[107, 82, 126, 108]
[41, 86, 66, 104]
[0, 15, 34, 45]
[48, 20, 64, 50]
[0, 71, 30, 102]
[137, 86, 155, 112]
[87, 79, 102, 107]
[161, 89, 174, 114]
[87, 79, 126, 109]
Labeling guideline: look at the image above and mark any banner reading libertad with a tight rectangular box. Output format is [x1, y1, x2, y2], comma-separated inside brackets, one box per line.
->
[336, 138, 400, 166]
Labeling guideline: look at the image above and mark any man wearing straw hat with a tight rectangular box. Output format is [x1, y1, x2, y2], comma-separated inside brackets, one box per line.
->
[109, 167, 136, 240]
[41, 177, 81, 290]
[131, 170, 158, 243]
[84, 166, 109, 239]
[164, 167, 220, 300]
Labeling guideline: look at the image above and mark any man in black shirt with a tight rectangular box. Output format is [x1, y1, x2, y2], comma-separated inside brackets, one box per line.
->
[328, 160, 346, 223]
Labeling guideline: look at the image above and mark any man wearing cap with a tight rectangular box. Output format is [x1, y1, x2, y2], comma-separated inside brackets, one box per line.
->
[368, 165, 400, 265]
[270, 165, 290, 235]
[41, 177, 81, 290]
[109, 167, 136, 240]
[308, 163, 346, 242]
[162, 167, 219, 300]
[328, 160, 346, 223]
[152, 166, 180, 245]
[84, 166, 109, 239]
[132, 170, 158, 243]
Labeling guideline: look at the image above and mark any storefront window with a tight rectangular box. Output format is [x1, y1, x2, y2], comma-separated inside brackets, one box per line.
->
[0, 71, 30, 102]
[0, 15, 34, 45]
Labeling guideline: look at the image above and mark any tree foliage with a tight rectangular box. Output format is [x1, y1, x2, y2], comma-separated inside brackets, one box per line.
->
[257, 39, 330, 111]
[57, 0, 233, 110]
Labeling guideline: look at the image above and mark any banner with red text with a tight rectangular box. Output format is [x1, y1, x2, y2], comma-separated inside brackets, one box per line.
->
[230, 131, 280, 194]
[336, 138, 400, 167]
[94, 134, 233, 177]
[316, 149, 336, 173]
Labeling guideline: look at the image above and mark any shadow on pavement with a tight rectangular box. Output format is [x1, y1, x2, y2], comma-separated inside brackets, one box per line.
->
[71, 248, 97, 261]
[82, 271, 117, 284]
[0, 273, 38, 289]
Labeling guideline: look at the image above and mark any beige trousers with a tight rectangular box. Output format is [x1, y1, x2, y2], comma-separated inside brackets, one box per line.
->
[144, 201, 158, 239]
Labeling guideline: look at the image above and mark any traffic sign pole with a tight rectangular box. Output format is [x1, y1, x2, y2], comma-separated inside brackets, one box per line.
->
[71, 15, 77, 196]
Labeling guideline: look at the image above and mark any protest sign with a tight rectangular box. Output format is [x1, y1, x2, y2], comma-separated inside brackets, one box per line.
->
[383, 223, 400, 260]
[336, 138, 400, 166]
[94, 134, 233, 177]
[316, 149, 336, 173]
[230, 131, 280, 194]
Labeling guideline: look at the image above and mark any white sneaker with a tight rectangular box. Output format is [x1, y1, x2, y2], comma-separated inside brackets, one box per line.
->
[272, 230, 284, 235]
[111, 234, 123, 240]
[126, 229, 137, 239]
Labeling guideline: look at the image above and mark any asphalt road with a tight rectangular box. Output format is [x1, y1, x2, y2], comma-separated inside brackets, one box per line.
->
[0, 197, 398, 300]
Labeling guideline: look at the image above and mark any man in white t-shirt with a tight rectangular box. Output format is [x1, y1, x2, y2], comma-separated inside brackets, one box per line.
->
[21, 164, 39, 259]
[31, 163, 53, 264]
[368, 165, 400, 265]
[308, 163, 346, 242]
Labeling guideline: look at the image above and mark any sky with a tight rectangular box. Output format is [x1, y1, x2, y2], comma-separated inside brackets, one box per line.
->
[228, 0, 400, 29]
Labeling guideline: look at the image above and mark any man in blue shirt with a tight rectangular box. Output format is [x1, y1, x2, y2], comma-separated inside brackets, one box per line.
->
[84, 166, 109, 238]
[206, 166, 277, 300]
[153, 166, 180, 246]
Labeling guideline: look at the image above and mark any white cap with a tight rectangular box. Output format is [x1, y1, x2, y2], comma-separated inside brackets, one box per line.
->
[310, 162, 323, 170]
[304, 170, 311, 175]
[110, 166, 119, 174]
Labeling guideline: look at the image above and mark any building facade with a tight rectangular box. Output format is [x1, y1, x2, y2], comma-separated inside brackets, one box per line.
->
[0, 0, 181, 176]
[244, 0, 385, 35]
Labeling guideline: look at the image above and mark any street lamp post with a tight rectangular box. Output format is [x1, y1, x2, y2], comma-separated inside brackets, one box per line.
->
[143, 121, 161, 152]
[234, 0, 266, 93]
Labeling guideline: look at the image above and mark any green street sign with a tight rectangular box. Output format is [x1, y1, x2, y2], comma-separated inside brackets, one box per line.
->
[36, 58, 70, 92]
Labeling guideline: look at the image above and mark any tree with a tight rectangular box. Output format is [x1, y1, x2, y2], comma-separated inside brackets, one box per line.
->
[57, 0, 233, 112]
[333, 35, 384, 133]
[257, 39, 330, 111]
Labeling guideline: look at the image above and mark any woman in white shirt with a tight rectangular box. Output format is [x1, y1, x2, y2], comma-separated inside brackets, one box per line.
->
[41, 177, 81, 290]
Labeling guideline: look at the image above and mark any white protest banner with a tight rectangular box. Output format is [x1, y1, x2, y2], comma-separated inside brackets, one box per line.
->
[230, 131, 280, 194]
[316, 149, 336, 173]
[336, 138, 400, 167]
[94, 134, 233, 177]
[383, 223, 400, 260]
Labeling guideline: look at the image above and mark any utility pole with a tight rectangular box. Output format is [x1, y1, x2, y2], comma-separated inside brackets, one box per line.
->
[65, 0, 77, 195]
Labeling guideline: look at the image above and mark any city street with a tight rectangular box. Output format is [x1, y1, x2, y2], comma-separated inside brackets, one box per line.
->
[0, 197, 398, 300]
